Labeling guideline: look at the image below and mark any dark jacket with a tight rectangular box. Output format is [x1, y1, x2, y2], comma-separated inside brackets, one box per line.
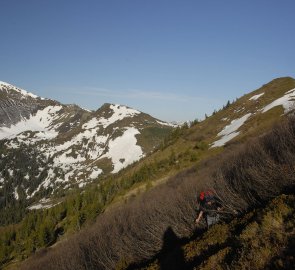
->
[199, 197, 221, 217]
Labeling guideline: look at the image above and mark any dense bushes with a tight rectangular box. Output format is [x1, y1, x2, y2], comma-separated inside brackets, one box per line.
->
[142, 194, 295, 270]
[21, 117, 295, 269]
[214, 117, 295, 213]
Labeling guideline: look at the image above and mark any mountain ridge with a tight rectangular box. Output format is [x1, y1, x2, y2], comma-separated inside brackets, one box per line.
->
[0, 81, 175, 217]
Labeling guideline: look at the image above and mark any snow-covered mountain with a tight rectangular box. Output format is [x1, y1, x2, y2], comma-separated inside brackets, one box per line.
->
[0, 81, 175, 205]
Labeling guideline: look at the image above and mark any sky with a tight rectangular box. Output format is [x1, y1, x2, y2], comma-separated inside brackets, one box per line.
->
[0, 0, 295, 122]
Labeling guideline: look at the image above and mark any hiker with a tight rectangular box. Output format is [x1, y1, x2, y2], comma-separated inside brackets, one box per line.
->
[195, 190, 222, 228]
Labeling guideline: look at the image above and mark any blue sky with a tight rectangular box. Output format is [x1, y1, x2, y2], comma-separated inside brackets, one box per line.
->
[1, 0, 295, 122]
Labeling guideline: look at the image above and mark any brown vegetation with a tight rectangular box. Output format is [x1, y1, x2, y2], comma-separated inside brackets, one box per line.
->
[141, 194, 295, 270]
[20, 117, 295, 270]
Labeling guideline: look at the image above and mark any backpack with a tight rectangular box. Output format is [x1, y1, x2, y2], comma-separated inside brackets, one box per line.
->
[199, 190, 214, 202]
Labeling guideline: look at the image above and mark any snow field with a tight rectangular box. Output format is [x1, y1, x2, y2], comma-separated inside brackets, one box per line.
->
[0, 106, 63, 140]
[211, 113, 252, 147]
[101, 127, 144, 173]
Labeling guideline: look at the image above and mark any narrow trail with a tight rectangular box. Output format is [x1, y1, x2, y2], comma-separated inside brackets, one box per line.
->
[105, 175, 170, 212]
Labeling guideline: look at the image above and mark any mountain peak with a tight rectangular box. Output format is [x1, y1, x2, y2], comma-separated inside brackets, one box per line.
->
[0, 80, 43, 100]
[0, 80, 10, 86]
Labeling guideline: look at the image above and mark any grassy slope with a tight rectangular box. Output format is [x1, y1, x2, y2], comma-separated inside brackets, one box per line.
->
[107, 76, 295, 208]
[131, 194, 295, 270]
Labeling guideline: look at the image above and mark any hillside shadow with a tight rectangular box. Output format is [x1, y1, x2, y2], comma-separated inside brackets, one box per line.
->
[159, 227, 185, 270]
[127, 226, 186, 270]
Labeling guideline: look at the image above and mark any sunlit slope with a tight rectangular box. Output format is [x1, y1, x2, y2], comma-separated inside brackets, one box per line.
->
[109, 76, 295, 206]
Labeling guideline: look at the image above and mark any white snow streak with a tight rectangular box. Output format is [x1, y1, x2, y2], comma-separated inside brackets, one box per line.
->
[249, 93, 264, 101]
[262, 88, 295, 113]
[27, 198, 61, 210]
[211, 113, 252, 148]
[13, 187, 19, 200]
[156, 120, 178, 127]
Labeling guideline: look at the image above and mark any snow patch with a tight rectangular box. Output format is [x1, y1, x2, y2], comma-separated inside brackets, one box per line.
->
[102, 127, 144, 173]
[98, 104, 140, 128]
[27, 198, 61, 210]
[8, 169, 14, 177]
[0, 81, 11, 87]
[0, 106, 62, 140]
[89, 168, 103, 179]
[82, 118, 100, 129]
[211, 113, 252, 148]
[249, 93, 264, 101]
[156, 120, 178, 127]
[262, 88, 295, 113]
[13, 187, 19, 200]
[82, 107, 92, 113]
[78, 182, 87, 188]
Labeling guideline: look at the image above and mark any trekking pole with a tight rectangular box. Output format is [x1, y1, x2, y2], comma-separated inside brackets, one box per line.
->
[206, 209, 238, 215]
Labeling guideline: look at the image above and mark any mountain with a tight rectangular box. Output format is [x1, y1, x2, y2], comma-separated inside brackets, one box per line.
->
[0, 81, 175, 212]
[1, 77, 295, 270]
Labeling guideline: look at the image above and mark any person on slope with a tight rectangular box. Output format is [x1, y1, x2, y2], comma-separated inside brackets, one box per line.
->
[195, 190, 222, 228]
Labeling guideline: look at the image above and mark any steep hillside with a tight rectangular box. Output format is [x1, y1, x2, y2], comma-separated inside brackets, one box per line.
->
[132, 194, 295, 270]
[184, 76, 295, 147]
[0, 81, 174, 223]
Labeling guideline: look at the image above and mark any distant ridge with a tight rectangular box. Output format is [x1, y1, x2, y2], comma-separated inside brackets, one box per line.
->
[0, 81, 174, 207]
